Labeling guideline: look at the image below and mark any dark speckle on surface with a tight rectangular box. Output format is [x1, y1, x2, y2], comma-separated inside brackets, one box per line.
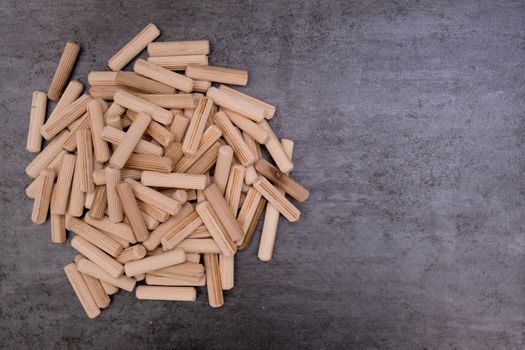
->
[1, 0, 525, 349]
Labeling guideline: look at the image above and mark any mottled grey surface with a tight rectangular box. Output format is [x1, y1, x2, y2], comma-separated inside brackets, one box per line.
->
[1, 0, 524, 349]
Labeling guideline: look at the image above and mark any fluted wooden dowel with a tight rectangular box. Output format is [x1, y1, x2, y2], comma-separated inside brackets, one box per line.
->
[203, 183, 244, 242]
[69, 217, 123, 257]
[186, 64, 247, 86]
[134, 59, 194, 93]
[254, 159, 309, 203]
[68, 155, 85, 217]
[31, 169, 55, 224]
[236, 187, 263, 245]
[182, 97, 213, 155]
[124, 248, 185, 277]
[76, 129, 94, 192]
[253, 176, 300, 223]
[141, 171, 207, 189]
[26, 92, 47, 153]
[26, 130, 70, 178]
[214, 145, 233, 195]
[88, 99, 111, 163]
[101, 126, 163, 156]
[196, 201, 236, 256]
[125, 178, 181, 216]
[219, 254, 234, 290]
[145, 274, 205, 287]
[114, 90, 173, 125]
[50, 212, 66, 243]
[64, 263, 100, 319]
[225, 165, 245, 216]
[109, 112, 151, 169]
[116, 71, 175, 94]
[41, 94, 91, 140]
[49, 153, 76, 215]
[207, 87, 264, 122]
[117, 244, 147, 264]
[170, 111, 190, 143]
[88, 185, 107, 219]
[76, 257, 135, 292]
[204, 254, 223, 308]
[105, 166, 124, 223]
[71, 235, 124, 279]
[108, 23, 160, 71]
[147, 55, 208, 70]
[127, 110, 175, 147]
[213, 111, 256, 166]
[148, 40, 210, 56]
[218, 84, 275, 120]
[79, 270, 111, 309]
[161, 211, 202, 250]
[259, 120, 294, 173]
[223, 109, 268, 144]
[116, 182, 149, 242]
[48, 41, 80, 101]
[174, 126, 222, 172]
[45, 80, 83, 126]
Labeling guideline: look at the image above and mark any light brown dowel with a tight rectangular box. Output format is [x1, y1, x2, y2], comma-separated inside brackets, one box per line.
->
[116, 71, 175, 94]
[225, 165, 245, 216]
[182, 97, 213, 155]
[114, 90, 173, 125]
[27, 91, 47, 152]
[50, 212, 66, 243]
[124, 248, 186, 277]
[71, 236, 124, 278]
[105, 166, 124, 223]
[125, 178, 181, 216]
[218, 84, 275, 119]
[64, 263, 101, 319]
[116, 182, 149, 242]
[186, 64, 247, 86]
[254, 159, 309, 202]
[108, 23, 160, 71]
[69, 217, 123, 257]
[136, 286, 196, 301]
[41, 94, 91, 140]
[196, 201, 237, 256]
[148, 40, 210, 56]
[26, 130, 70, 178]
[48, 41, 80, 101]
[31, 169, 55, 224]
[207, 87, 264, 122]
[134, 59, 194, 93]
[204, 254, 223, 308]
[84, 215, 136, 244]
[46, 80, 83, 126]
[141, 171, 207, 189]
[223, 109, 268, 144]
[147, 55, 208, 70]
[214, 145, 233, 195]
[76, 129, 94, 192]
[213, 111, 256, 166]
[101, 126, 163, 156]
[203, 183, 244, 241]
[50, 153, 76, 215]
[76, 257, 135, 292]
[88, 99, 111, 163]
[117, 244, 147, 264]
[109, 112, 151, 169]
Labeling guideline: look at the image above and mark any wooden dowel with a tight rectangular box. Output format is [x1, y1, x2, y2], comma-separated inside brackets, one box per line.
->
[186, 141, 221, 175]
[145, 274, 205, 287]
[76, 257, 135, 292]
[214, 145, 233, 195]
[124, 248, 185, 277]
[254, 159, 309, 203]
[212, 111, 256, 166]
[116, 71, 175, 94]
[236, 187, 262, 244]
[136, 93, 195, 109]
[186, 64, 247, 86]
[259, 120, 293, 173]
[182, 97, 213, 155]
[203, 183, 244, 242]
[62, 113, 88, 151]
[88, 186, 107, 219]
[71, 236, 124, 278]
[141, 171, 207, 190]
[204, 254, 223, 308]
[142, 202, 193, 251]
[239, 197, 266, 251]
[116, 182, 149, 242]
[177, 239, 221, 254]
[26, 130, 70, 178]
[109, 112, 151, 169]
[164, 142, 183, 165]
[100, 281, 119, 295]
[88, 71, 117, 86]
[253, 176, 300, 222]
[223, 109, 268, 144]
[116, 244, 147, 264]
[46, 80, 83, 126]
[88, 99, 111, 163]
[193, 80, 211, 93]
[69, 217, 123, 257]
[26, 150, 67, 199]
[104, 102, 126, 123]
[225, 165, 245, 216]
[169, 111, 190, 143]
[31, 169, 55, 224]
[147, 40, 210, 56]
[218, 85, 275, 119]
[64, 263, 101, 319]
[108, 23, 160, 71]
[68, 155, 85, 217]
[79, 271, 111, 309]
[48, 41, 80, 100]
[242, 132, 259, 185]
[219, 254, 234, 290]
[137, 200, 169, 222]
[196, 201, 236, 256]
[188, 225, 211, 239]
[134, 59, 194, 93]
[160, 211, 202, 250]
[136, 286, 196, 301]
[76, 129, 94, 192]
[84, 215, 136, 244]
[127, 110, 174, 147]
[105, 166, 124, 223]
[27, 91, 47, 152]
[147, 55, 208, 70]
[174, 125, 222, 172]
[207, 87, 264, 122]
[124, 178, 180, 216]
[151, 262, 204, 279]
[50, 153, 76, 215]
[41, 94, 91, 140]
[101, 126, 163, 156]
[93, 168, 141, 185]
[124, 153, 173, 173]
[89, 85, 131, 100]
[134, 273, 146, 282]
[114, 90, 173, 125]
[51, 212, 66, 243]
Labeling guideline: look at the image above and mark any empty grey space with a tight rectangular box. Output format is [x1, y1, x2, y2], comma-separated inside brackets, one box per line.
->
[1, 0, 524, 349]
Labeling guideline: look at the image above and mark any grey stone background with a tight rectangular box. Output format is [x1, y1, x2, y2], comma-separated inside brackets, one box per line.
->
[1, 0, 524, 349]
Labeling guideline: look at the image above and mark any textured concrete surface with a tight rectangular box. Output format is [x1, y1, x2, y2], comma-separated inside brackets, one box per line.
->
[1, 0, 524, 349]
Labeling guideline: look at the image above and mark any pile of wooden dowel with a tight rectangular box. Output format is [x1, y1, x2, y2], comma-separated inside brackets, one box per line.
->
[25, 23, 309, 318]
